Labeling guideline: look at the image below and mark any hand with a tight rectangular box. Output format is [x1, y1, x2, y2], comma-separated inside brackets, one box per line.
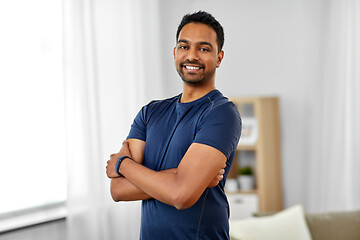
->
[106, 141, 133, 178]
[207, 168, 225, 188]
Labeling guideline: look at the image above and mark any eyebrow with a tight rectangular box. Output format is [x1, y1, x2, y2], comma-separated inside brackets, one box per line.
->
[177, 39, 214, 49]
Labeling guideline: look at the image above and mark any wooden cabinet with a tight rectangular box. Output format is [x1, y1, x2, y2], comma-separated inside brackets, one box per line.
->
[227, 193, 259, 220]
[227, 97, 283, 218]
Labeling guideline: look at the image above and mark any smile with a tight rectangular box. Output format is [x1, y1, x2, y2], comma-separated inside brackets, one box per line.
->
[185, 66, 201, 70]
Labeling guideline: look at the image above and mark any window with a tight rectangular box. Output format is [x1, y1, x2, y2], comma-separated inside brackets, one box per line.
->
[0, 0, 66, 230]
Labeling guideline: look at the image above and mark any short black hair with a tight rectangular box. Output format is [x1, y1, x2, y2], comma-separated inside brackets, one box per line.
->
[176, 11, 225, 53]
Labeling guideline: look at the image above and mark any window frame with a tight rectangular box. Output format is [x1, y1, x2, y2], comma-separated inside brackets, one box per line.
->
[0, 202, 66, 233]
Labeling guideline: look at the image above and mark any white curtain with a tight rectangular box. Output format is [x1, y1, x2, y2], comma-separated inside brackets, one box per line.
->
[63, 0, 162, 239]
[306, 0, 360, 212]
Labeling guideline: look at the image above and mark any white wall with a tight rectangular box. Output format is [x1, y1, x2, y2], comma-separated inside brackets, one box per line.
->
[158, 0, 322, 208]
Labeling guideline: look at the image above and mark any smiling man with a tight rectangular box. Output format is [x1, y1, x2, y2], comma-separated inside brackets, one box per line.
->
[106, 11, 241, 240]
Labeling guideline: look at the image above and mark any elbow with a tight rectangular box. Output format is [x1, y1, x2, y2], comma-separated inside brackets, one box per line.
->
[111, 187, 121, 202]
[172, 191, 197, 210]
[110, 181, 127, 202]
[174, 203, 194, 211]
[111, 188, 129, 202]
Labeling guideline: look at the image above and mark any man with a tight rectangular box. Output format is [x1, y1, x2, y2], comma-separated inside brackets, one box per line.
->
[106, 11, 241, 239]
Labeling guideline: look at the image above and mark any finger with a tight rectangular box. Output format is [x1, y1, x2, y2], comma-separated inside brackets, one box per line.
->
[219, 169, 225, 174]
[110, 154, 115, 158]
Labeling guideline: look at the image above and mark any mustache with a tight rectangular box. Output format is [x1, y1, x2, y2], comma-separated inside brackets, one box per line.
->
[180, 60, 205, 68]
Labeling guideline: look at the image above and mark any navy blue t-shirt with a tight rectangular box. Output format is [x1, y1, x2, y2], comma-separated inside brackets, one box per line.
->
[127, 89, 241, 240]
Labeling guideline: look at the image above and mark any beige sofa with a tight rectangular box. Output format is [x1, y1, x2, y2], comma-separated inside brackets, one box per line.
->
[230, 206, 360, 240]
[302, 209, 360, 240]
[255, 209, 360, 240]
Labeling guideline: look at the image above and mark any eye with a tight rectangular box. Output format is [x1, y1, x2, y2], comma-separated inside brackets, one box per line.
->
[200, 48, 210, 52]
[179, 45, 188, 50]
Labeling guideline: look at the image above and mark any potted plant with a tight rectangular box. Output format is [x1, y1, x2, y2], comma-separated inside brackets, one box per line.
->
[237, 166, 255, 191]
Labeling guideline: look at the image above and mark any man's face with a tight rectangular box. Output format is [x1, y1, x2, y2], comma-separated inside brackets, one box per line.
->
[174, 23, 224, 86]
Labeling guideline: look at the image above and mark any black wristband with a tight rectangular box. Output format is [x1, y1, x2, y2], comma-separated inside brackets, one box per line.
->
[115, 156, 131, 176]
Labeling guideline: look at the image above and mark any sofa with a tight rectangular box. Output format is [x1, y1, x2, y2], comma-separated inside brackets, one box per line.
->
[303, 209, 360, 240]
[229, 205, 360, 240]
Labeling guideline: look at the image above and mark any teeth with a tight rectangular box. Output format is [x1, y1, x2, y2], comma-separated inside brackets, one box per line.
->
[185, 66, 200, 70]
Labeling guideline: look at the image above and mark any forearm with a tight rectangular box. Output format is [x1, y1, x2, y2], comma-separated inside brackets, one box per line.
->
[111, 177, 152, 201]
[109, 138, 148, 201]
[119, 158, 206, 210]
[111, 168, 177, 202]
[108, 142, 225, 209]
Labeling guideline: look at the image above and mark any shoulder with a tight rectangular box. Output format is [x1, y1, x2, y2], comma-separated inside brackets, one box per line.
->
[197, 90, 242, 137]
[139, 94, 180, 120]
[202, 91, 241, 125]
[142, 94, 180, 111]
[194, 91, 242, 158]
[144, 94, 178, 109]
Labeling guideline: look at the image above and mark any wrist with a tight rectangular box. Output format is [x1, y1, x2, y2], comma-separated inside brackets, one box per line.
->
[115, 156, 132, 176]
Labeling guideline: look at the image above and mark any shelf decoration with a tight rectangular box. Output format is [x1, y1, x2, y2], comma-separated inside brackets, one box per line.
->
[239, 117, 258, 145]
[238, 166, 255, 191]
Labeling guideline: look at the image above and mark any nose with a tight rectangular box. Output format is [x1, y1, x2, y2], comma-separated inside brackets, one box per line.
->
[187, 47, 199, 62]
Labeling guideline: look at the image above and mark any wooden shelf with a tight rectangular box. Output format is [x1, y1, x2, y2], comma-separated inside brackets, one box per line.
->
[237, 144, 257, 151]
[226, 190, 258, 195]
[228, 97, 283, 213]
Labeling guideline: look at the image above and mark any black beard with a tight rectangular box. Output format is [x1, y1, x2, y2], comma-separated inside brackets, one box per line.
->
[181, 76, 206, 86]
[177, 60, 206, 86]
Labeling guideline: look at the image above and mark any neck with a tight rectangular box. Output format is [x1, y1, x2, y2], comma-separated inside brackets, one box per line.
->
[180, 83, 216, 103]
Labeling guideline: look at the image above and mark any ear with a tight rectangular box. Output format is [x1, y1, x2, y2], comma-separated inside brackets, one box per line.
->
[173, 47, 176, 59]
[216, 50, 224, 68]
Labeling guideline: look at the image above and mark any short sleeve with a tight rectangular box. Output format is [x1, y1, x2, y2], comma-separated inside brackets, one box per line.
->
[193, 103, 241, 159]
[127, 105, 147, 141]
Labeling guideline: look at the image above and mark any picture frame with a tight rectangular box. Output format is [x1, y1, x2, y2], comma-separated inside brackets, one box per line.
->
[239, 117, 258, 145]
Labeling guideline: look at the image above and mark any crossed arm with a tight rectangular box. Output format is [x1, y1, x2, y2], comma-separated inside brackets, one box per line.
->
[106, 139, 227, 210]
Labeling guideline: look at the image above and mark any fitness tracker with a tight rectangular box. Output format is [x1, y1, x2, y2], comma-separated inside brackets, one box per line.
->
[115, 156, 132, 176]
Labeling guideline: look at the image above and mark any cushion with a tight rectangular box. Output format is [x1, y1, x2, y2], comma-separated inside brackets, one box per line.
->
[229, 205, 312, 240]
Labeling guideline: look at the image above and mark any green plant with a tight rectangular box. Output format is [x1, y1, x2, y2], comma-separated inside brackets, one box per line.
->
[238, 166, 253, 175]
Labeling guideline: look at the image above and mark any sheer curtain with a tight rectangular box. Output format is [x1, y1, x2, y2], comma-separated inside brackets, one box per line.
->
[63, 0, 161, 239]
[306, 0, 360, 212]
